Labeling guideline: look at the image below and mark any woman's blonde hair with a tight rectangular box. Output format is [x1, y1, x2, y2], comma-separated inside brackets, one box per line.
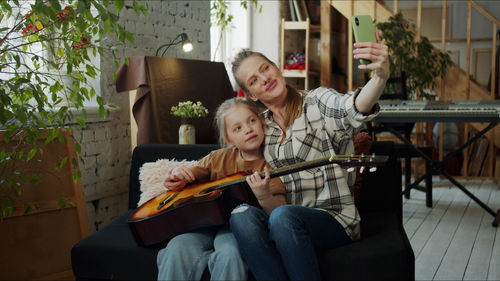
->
[231, 49, 303, 129]
[214, 97, 264, 147]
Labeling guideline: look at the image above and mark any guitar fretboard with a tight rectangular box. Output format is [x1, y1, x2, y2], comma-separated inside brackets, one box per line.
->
[207, 154, 388, 193]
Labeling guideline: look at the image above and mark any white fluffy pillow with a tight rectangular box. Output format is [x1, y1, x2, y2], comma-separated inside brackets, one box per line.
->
[138, 159, 198, 207]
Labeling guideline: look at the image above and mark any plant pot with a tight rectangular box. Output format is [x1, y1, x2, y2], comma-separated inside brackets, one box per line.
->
[179, 119, 195, 144]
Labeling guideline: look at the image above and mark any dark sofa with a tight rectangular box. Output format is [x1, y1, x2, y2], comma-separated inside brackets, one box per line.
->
[71, 142, 414, 280]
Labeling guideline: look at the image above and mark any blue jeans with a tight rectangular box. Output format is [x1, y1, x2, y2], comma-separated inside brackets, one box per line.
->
[229, 204, 351, 281]
[156, 225, 247, 281]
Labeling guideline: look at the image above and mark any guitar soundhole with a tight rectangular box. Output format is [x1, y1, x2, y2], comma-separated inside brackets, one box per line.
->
[195, 189, 221, 199]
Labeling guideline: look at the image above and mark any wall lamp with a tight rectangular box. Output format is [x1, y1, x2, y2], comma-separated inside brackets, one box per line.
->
[155, 32, 193, 57]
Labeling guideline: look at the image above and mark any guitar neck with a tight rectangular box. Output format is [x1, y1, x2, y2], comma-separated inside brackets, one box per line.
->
[267, 156, 333, 178]
[266, 154, 387, 179]
[169, 154, 388, 206]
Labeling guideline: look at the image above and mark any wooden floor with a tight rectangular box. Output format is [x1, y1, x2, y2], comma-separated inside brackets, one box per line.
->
[403, 177, 500, 281]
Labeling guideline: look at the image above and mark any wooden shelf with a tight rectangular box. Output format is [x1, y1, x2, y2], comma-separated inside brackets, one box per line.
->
[283, 69, 319, 78]
[283, 69, 307, 78]
[282, 20, 320, 32]
[280, 18, 321, 90]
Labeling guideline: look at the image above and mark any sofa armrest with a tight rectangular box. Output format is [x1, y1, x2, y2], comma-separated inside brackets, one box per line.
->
[128, 144, 219, 209]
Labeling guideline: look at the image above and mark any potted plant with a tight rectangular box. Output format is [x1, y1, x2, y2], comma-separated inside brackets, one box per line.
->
[376, 12, 453, 99]
[0, 1, 148, 278]
[0, 0, 147, 219]
[171, 101, 209, 144]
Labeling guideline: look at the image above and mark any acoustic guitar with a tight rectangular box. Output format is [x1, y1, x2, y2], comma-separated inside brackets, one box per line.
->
[128, 154, 389, 246]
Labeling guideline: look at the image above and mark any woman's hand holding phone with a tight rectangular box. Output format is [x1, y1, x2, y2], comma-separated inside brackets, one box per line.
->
[351, 15, 389, 80]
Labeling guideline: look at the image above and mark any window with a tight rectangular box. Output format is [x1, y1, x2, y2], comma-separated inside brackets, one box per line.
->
[210, 1, 251, 89]
[0, 1, 101, 109]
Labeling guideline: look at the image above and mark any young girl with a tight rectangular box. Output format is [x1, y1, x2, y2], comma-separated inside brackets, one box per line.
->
[156, 97, 286, 281]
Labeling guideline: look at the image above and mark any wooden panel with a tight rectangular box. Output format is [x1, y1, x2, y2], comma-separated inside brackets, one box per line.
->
[470, 0, 500, 27]
[320, 0, 331, 87]
[403, 187, 446, 238]
[0, 130, 88, 280]
[408, 186, 456, 259]
[331, 7, 348, 93]
[284, 69, 307, 78]
[280, 18, 285, 69]
[1, 209, 82, 279]
[401, 6, 451, 41]
[463, 183, 499, 280]
[486, 187, 500, 280]
[330, 0, 392, 25]
[473, 48, 493, 87]
[433, 186, 489, 280]
[414, 186, 472, 280]
[283, 21, 319, 31]
[491, 23, 497, 99]
[466, 1, 472, 100]
[449, 50, 460, 65]
[404, 181, 500, 280]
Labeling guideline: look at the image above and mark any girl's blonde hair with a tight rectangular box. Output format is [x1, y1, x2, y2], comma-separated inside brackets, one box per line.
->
[214, 97, 264, 147]
[231, 49, 303, 129]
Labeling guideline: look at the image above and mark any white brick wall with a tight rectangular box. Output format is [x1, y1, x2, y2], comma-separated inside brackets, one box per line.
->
[77, 0, 211, 232]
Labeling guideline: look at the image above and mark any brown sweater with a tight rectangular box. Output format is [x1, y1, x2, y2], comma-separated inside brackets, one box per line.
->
[190, 146, 286, 196]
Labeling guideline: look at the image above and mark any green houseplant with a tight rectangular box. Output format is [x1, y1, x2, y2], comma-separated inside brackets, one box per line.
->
[376, 12, 453, 99]
[0, 0, 147, 218]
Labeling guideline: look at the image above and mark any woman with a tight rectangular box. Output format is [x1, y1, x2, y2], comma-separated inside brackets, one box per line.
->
[228, 37, 389, 280]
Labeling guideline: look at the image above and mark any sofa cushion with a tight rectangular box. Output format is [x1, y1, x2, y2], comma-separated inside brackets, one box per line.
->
[129, 144, 220, 209]
[138, 159, 198, 206]
[71, 210, 162, 281]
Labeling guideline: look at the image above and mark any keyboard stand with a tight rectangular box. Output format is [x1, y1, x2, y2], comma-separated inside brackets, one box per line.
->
[381, 122, 500, 227]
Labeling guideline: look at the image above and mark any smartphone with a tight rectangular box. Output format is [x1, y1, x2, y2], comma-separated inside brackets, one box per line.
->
[351, 15, 377, 64]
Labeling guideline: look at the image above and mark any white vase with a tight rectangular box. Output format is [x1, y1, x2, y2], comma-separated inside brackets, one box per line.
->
[179, 119, 195, 144]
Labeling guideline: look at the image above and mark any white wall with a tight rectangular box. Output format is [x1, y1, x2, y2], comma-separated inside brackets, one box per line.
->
[250, 1, 281, 66]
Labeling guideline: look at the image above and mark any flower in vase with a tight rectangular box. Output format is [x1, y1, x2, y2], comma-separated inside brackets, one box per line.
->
[170, 101, 209, 118]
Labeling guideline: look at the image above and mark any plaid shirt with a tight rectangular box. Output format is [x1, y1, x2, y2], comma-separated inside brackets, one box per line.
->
[263, 87, 379, 240]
